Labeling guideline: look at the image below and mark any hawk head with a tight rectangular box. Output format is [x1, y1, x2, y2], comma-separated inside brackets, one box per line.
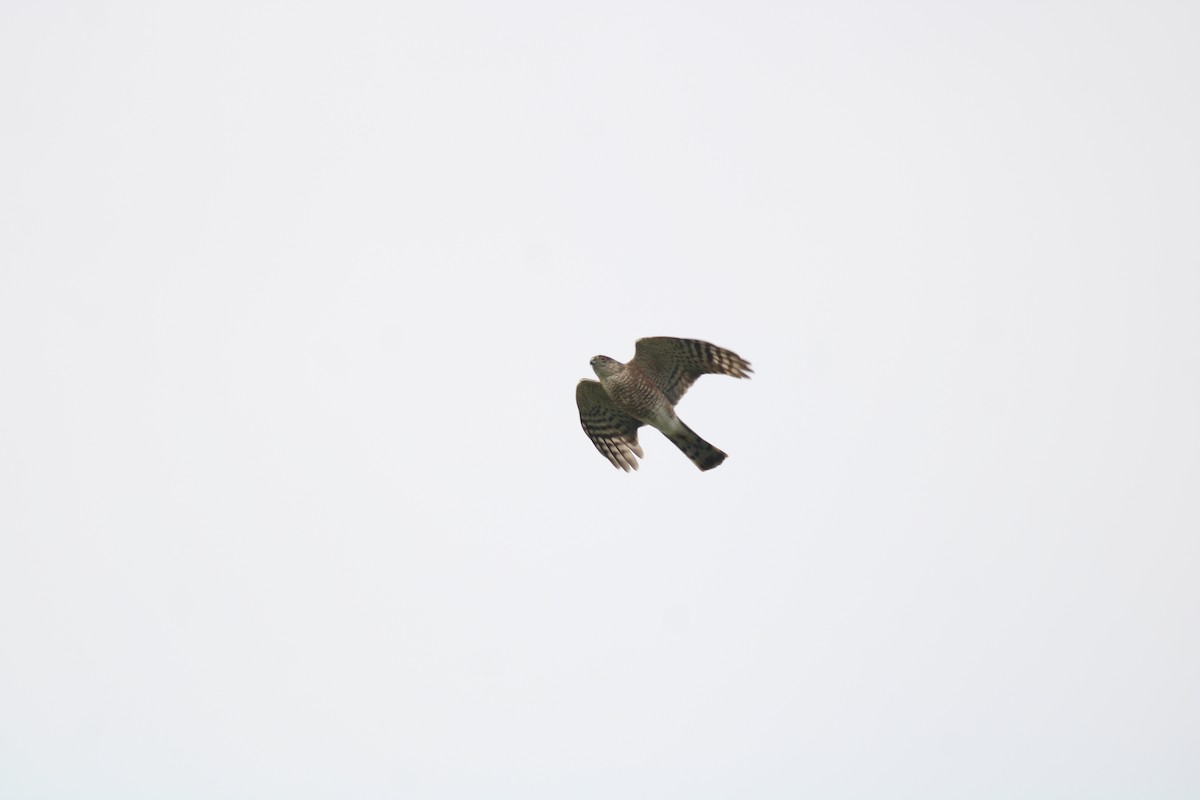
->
[590, 355, 624, 379]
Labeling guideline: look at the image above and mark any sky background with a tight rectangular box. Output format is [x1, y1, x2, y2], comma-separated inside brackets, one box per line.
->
[3, 1, 1199, 797]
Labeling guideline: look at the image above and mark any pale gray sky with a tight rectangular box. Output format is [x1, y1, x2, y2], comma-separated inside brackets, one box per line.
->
[2, 1, 1198, 797]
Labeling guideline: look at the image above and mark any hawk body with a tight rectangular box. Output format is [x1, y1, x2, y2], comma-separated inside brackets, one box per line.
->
[576, 337, 752, 471]
[592, 357, 678, 431]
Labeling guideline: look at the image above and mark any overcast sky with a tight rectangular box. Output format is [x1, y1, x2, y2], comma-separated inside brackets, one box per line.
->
[3, 1, 1198, 798]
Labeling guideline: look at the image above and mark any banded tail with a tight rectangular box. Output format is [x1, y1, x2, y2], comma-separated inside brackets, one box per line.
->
[666, 422, 727, 471]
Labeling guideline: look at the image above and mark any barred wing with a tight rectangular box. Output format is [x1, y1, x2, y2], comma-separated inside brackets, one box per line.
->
[630, 337, 752, 405]
[575, 379, 645, 471]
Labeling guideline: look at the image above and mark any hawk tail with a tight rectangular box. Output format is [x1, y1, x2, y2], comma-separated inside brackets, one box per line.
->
[666, 423, 727, 471]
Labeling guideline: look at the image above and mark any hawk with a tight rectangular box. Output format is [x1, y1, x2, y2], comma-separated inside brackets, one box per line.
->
[576, 337, 752, 471]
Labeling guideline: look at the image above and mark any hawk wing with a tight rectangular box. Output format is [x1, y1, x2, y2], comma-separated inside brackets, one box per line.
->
[576, 379, 645, 471]
[630, 337, 753, 405]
